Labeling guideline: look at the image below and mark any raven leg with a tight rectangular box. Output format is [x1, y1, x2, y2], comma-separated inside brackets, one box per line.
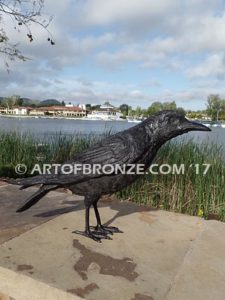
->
[73, 194, 111, 242]
[92, 200, 123, 235]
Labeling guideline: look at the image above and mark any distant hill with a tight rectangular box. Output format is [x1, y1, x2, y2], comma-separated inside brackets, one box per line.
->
[0, 97, 40, 106]
[39, 99, 62, 106]
[21, 98, 40, 106]
[0, 97, 63, 107]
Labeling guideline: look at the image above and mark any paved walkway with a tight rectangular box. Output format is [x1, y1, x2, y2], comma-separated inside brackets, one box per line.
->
[0, 182, 225, 300]
[0, 181, 83, 244]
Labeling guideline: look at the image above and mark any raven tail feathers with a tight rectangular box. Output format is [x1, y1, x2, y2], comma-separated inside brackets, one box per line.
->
[16, 185, 58, 212]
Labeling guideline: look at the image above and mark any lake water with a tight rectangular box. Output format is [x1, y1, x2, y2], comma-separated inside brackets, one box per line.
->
[0, 116, 224, 154]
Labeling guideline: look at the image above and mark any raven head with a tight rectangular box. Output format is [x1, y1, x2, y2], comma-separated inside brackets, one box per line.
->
[154, 110, 211, 140]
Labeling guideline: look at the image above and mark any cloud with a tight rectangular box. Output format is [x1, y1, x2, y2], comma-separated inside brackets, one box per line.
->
[1, 0, 225, 110]
[76, 0, 179, 26]
[187, 54, 225, 79]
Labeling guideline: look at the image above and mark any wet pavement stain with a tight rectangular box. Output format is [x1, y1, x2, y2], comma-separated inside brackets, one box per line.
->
[73, 239, 138, 281]
[17, 264, 34, 271]
[68, 283, 99, 298]
[156, 239, 165, 244]
[131, 293, 154, 300]
[0, 294, 16, 300]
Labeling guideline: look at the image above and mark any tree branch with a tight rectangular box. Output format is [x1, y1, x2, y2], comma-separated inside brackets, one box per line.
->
[0, 0, 54, 67]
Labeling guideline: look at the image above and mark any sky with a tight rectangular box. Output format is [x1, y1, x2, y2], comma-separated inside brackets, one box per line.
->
[1, 0, 225, 110]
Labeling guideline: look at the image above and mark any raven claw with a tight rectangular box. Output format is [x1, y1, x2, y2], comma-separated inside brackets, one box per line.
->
[90, 226, 112, 235]
[104, 226, 123, 233]
[93, 225, 123, 234]
[73, 230, 102, 242]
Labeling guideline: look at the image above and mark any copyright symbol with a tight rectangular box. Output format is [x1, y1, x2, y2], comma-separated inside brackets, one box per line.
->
[15, 164, 27, 175]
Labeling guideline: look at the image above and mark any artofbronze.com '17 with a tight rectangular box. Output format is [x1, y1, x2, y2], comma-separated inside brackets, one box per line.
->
[14, 163, 212, 176]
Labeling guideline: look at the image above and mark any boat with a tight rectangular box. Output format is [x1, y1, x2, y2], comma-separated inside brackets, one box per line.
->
[200, 121, 224, 128]
[127, 116, 143, 123]
[212, 122, 220, 127]
[87, 111, 123, 121]
[87, 102, 123, 121]
[200, 122, 211, 128]
[127, 119, 142, 123]
[211, 121, 225, 128]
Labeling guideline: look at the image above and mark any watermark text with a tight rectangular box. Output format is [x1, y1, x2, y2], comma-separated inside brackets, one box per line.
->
[14, 163, 211, 176]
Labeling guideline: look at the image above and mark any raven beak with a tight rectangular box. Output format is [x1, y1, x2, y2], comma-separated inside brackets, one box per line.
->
[181, 119, 211, 132]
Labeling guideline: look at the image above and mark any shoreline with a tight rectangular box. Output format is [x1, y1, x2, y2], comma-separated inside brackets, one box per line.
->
[0, 114, 128, 122]
[1, 114, 225, 127]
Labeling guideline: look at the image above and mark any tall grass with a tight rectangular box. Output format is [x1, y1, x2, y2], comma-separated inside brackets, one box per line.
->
[0, 131, 224, 221]
[0, 131, 102, 178]
[117, 140, 225, 221]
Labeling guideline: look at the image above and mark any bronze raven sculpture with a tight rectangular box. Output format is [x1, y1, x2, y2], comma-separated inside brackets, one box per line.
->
[13, 110, 210, 242]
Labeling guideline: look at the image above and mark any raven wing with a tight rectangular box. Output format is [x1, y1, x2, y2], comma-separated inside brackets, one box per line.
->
[15, 134, 137, 187]
[70, 134, 133, 164]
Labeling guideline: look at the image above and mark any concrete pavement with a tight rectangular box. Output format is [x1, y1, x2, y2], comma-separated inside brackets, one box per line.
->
[0, 182, 225, 300]
[0, 266, 82, 300]
[0, 182, 83, 244]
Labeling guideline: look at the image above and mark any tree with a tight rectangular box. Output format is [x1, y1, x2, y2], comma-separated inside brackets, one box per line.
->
[206, 94, 222, 121]
[85, 104, 91, 111]
[135, 106, 142, 117]
[220, 100, 225, 120]
[146, 101, 163, 116]
[91, 104, 101, 111]
[162, 101, 176, 110]
[0, 0, 54, 67]
[14, 95, 23, 106]
[119, 104, 130, 116]
[127, 107, 135, 116]
[2, 95, 15, 108]
[144, 101, 178, 117]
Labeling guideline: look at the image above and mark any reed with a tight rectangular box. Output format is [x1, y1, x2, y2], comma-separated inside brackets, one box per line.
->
[117, 140, 225, 221]
[0, 131, 100, 177]
[0, 131, 224, 221]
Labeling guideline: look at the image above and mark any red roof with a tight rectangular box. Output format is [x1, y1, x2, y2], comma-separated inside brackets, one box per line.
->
[32, 106, 85, 112]
[12, 106, 33, 109]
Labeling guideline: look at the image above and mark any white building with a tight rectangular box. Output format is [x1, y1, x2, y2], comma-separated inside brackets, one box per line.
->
[78, 104, 86, 110]
[0, 107, 31, 115]
[12, 107, 30, 115]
